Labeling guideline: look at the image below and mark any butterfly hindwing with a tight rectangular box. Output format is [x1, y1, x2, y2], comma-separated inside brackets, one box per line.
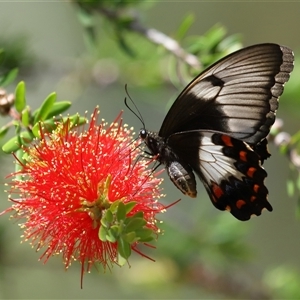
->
[159, 44, 294, 145]
[168, 131, 272, 221]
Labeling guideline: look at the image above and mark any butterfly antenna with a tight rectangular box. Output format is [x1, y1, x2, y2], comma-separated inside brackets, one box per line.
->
[124, 84, 146, 129]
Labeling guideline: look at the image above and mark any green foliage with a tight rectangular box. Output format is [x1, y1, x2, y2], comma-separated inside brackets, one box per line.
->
[99, 200, 155, 262]
[264, 266, 300, 299]
[33, 92, 57, 124]
[72, 2, 243, 88]
[185, 23, 242, 68]
[0, 35, 35, 77]
[15, 81, 26, 113]
[1, 81, 86, 161]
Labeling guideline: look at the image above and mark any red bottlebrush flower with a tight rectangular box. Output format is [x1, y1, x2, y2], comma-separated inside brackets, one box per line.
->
[1, 108, 166, 286]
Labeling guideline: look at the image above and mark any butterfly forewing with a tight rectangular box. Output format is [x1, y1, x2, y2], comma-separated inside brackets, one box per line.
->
[159, 44, 294, 145]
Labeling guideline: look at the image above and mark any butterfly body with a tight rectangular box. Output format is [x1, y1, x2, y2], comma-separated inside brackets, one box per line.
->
[139, 43, 294, 221]
[140, 129, 197, 197]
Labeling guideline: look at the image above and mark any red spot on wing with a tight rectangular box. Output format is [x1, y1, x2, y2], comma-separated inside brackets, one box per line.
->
[250, 196, 256, 202]
[253, 184, 260, 193]
[247, 167, 256, 178]
[221, 135, 233, 147]
[236, 199, 246, 209]
[211, 182, 224, 199]
[239, 151, 247, 162]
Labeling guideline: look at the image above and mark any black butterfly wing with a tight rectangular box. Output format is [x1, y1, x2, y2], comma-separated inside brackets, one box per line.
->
[159, 43, 294, 145]
[167, 130, 272, 221]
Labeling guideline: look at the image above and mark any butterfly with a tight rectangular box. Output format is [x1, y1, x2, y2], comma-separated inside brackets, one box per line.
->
[139, 43, 294, 221]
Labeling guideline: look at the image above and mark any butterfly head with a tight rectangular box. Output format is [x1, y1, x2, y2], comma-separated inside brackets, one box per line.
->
[139, 128, 147, 140]
[139, 128, 156, 155]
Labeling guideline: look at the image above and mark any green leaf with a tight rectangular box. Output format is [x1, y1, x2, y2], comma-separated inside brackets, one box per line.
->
[0, 126, 9, 139]
[0, 49, 5, 65]
[67, 114, 87, 127]
[287, 179, 295, 197]
[117, 253, 127, 266]
[15, 81, 26, 113]
[205, 24, 227, 49]
[131, 211, 144, 219]
[101, 209, 114, 227]
[46, 101, 72, 119]
[291, 130, 300, 146]
[2, 131, 32, 153]
[110, 200, 121, 214]
[124, 201, 137, 214]
[32, 118, 56, 138]
[12, 120, 21, 134]
[0, 68, 18, 87]
[19, 131, 33, 146]
[2, 136, 20, 153]
[117, 201, 126, 221]
[123, 232, 136, 244]
[98, 225, 108, 242]
[106, 230, 117, 243]
[176, 13, 195, 40]
[135, 228, 154, 242]
[21, 106, 30, 127]
[33, 92, 57, 124]
[125, 217, 147, 232]
[15, 148, 25, 177]
[117, 238, 131, 260]
[109, 225, 120, 239]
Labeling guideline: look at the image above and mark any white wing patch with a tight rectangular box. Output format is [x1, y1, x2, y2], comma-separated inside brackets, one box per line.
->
[199, 133, 245, 183]
[189, 80, 221, 100]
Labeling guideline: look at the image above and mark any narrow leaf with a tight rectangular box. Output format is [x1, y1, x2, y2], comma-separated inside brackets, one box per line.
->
[67, 115, 87, 127]
[109, 225, 120, 239]
[124, 201, 137, 214]
[98, 225, 108, 242]
[2, 131, 32, 153]
[0, 49, 5, 65]
[106, 230, 117, 243]
[15, 81, 26, 113]
[2, 136, 20, 153]
[0, 68, 18, 87]
[117, 202, 126, 221]
[176, 14, 194, 40]
[32, 119, 56, 138]
[125, 217, 147, 232]
[123, 232, 137, 244]
[33, 92, 56, 124]
[135, 228, 154, 242]
[110, 200, 121, 214]
[14, 148, 25, 178]
[105, 209, 114, 224]
[0, 126, 9, 139]
[117, 238, 131, 260]
[21, 106, 30, 127]
[46, 101, 72, 119]
[287, 179, 295, 197]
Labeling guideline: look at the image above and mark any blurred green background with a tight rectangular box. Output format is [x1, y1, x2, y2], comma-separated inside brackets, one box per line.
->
[0, 1, 300, 299]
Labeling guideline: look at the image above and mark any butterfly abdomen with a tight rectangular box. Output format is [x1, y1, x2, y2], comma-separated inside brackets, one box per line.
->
[167, 160, 197, 198]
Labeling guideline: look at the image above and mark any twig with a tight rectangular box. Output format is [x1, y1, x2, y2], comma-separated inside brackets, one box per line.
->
[98, 7, 201, 70]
